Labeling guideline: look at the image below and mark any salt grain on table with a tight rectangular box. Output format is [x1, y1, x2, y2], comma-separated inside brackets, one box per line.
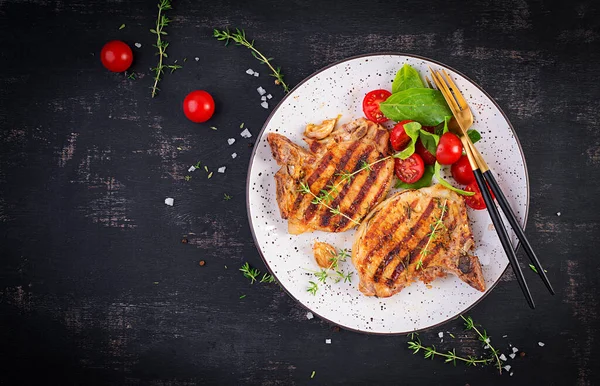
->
[227, 138, 235, 145]
[556, 212, 561, 216]
[503, 365, 511, 372]
[217, 166, 226, 173]
[267, 94, 272, 99]
[134, 42, 142, 48]
[509, 353, 516, 359]
[261, 96, 267, 101]
[195, 57, 199, 61]
[257, 86, 266, 95]
[438, 332, 443, 338]
[500, 354, 507, 361]
[188, 166, 196, 172]
[231, 153, 237, 159]
[246, 69, 255, 75]
[253, 72, 259, 77]
[512, 347, 519, 353]
[325, 339, 331, 344]
[261, 101, 269, 109]
[306, 312, 314, 320]
[240, 129, 252, 138]
[538, 341, 545, 347]
[164, 197, 174, 206]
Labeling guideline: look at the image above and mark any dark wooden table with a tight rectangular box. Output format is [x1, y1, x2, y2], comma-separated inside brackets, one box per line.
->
[1, 1, 599, 385]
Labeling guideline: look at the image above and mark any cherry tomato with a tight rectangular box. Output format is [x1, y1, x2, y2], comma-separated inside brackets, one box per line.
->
[362, 89, 392, 123]
[100, 40, 133, 73]
[464, 181, 486, 210]
[389, 120, 414, 151]
[394, 153, 425, 184]
[415, 140, 436, 165]
[183, 90, 215, 123]
[451, 155, 475, 185]
[436, 132, 463, 165]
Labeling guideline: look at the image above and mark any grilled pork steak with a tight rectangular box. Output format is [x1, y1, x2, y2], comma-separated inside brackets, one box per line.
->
[267, 118, 395, 235]
[352, 184, 485, 297]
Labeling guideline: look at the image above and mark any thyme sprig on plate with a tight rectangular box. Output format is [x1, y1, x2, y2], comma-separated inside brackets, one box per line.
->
[307, 248, 353, 294]
[416, 199, 448, 270]
[150, 0, 182, 97]
[213, 28, 290, 92]
[461, 315, 503, 373]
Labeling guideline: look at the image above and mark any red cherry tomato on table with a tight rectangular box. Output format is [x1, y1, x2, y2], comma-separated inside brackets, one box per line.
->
[362, 89, 392, 123]
[100, 40, 133, 73]
[451, 155, 475, 185]
[436, 132, 463, 165]
[389, 120, 414, 151]
[415, 140, 437, 165]
[464, 181, 495, 210]
[183, 90, 215, 123]
[394, 153, 425, 184]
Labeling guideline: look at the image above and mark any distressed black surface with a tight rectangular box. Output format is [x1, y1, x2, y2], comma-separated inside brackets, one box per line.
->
[1, 0, 599, 385]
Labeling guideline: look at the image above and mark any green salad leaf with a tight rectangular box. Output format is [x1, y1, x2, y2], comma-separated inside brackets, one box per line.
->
[395, 165, 434, 189]
[392, 122, 421, 159]
[419, 130, 439, 156]
[392, 64, 425, 93]
[434, 162, 475, 196]
[380, 88, 452, 126]
[467, 129, 481, 144]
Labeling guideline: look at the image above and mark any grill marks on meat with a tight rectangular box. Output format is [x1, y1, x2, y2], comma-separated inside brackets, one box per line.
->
[352, 184, 485, 297]
[267, 118, 394, 235]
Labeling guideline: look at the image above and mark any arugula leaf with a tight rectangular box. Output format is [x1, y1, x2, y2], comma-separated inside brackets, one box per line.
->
[467, 129, 481, 144]
[434, 162, 475, 196]
[395, 165, 434, 189]
[393, 122, 421, 159]
[380, 89, 452, 126]
[435, 115, 452, 136]
[419, 130, 439, 156]
[392, 64, 425, 93]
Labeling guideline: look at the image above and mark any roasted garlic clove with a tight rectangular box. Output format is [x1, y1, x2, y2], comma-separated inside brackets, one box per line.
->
[313, 241, 337, 268]
[304, 116, 340, 140]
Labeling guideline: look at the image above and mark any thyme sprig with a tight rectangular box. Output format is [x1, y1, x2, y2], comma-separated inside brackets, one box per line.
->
[408, 337, 491, 366]
[307, 281, 319, 295]
[150, 0, 182, 98]
[298, 182, 359, 225]
[240, 262, 275, 285]
[213, 28, 290, 92]
[416, 199, 448, 270]
[307, 247, 353, 294]
[461, 315, 503, 373]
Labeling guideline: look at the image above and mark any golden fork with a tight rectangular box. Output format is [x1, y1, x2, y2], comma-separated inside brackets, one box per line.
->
[429, 67, 554, 307]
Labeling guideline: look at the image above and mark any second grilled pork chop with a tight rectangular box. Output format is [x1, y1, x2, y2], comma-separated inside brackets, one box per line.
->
[352, 184, 485, 297]
[267, 118, 395, 235]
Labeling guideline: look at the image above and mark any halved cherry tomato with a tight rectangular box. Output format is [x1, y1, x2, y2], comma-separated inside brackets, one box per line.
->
[362, 89, 391, 123]
[389, 120, 414, 151]
[183, 90, 215, 123]
[451, 155, 475, 185]
[436, 132, 463, 165]
[464, 181, 486, 210]
[415, 140, 436, 165]
[394, 153, 425, 184]
[101, 40, 133, 73]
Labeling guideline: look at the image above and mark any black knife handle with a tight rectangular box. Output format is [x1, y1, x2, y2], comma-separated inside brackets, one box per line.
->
[473, 169, 535, 309]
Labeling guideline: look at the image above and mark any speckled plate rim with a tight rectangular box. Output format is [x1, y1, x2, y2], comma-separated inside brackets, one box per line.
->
[246, 52, 530, 335]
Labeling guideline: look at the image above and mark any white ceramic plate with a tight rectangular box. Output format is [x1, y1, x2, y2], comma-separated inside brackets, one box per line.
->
[246, 53, 528, 334]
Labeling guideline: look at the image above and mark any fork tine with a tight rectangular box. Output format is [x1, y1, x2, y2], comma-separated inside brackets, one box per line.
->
[441, 69, 469, 110]
[429, 67, 460, 113]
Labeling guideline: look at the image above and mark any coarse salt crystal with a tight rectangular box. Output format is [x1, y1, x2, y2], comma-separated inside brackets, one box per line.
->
[257, 87, 266, 95]
[195, 57, 199, 61]
[267, 94, 272, 99]
[261, 96, 267, 101]
[231, 153, 237, 159]
[188, 166, 196, 172]
[538, 341, 545, 347]
[246, 68, 255, 75]
[509, 353, 516, 359]
[438, 332, 443, 338]
[502, 335, 508, 338]
[556, 212, 561, 216]
[499, 354, 507, 361]
[253, 72, 259, 77]
[325, 339, 331, 344]
[512, 347, 519, 353]
[261, 101, 269, 109]
[164, 197, 174, 206]
[510, 372, 514, 377]
[503, 365, 511, 372]
[227, 138, 236, 145]
[240, 129, 252, 138]
[484, 338, 490, 344]
[217, 166, 226, 173]
[306, 312, 314, 320]
[134, 42, 142, 48]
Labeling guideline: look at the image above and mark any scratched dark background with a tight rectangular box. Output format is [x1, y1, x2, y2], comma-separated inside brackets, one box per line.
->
[1, 0, 599, 385]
